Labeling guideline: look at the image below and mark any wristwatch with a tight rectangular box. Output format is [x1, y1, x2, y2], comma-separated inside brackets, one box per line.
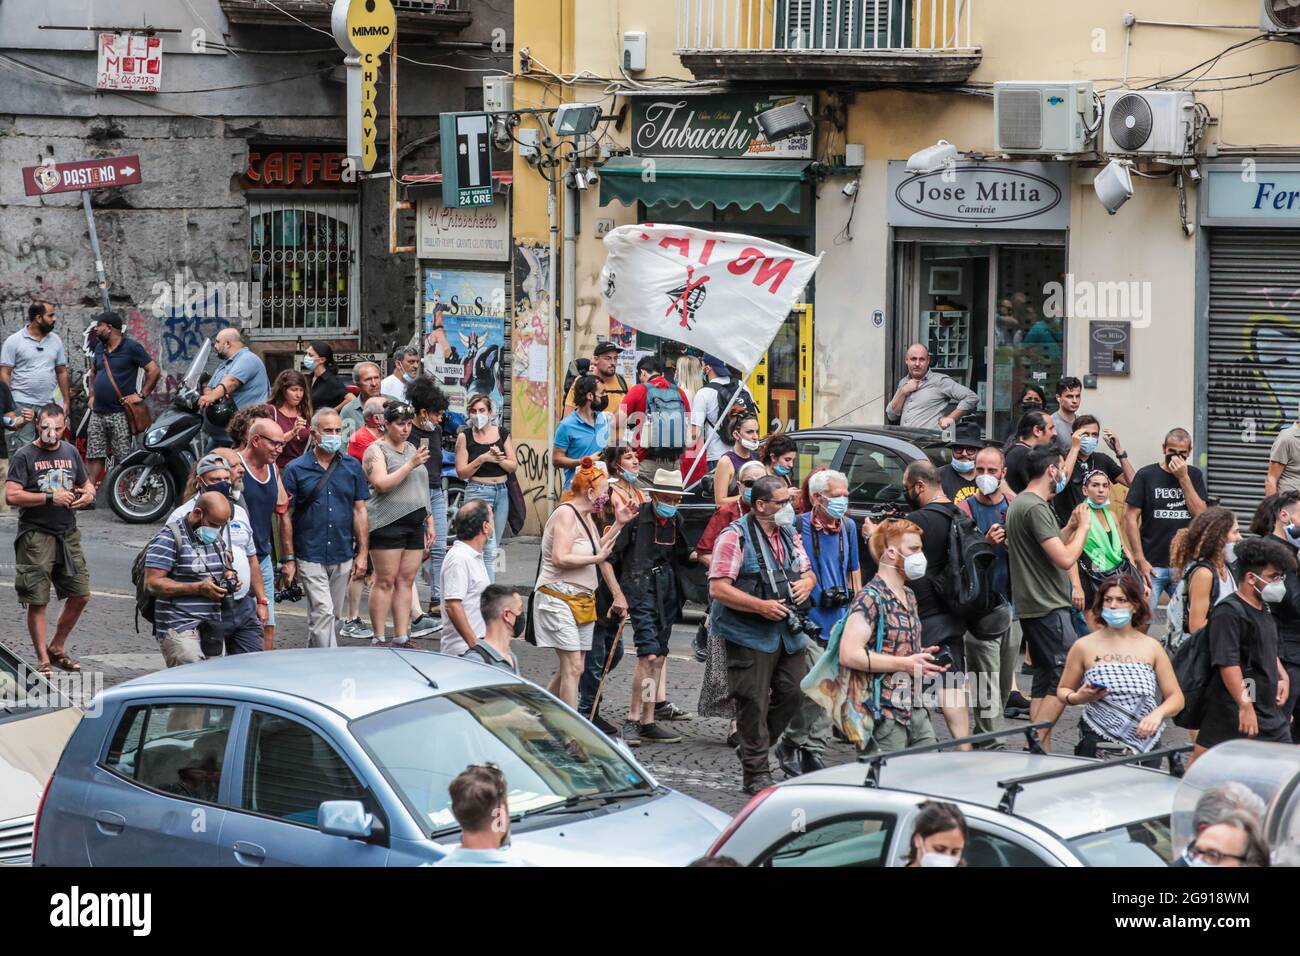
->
[282, 554, 296, 562]
[1117, 452, 1129, 460]
[256, 598, 270, 606]
[45, 492, 53, 505]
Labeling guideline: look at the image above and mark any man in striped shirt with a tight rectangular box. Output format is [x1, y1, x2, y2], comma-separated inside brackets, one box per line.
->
[145, 491, 239, 668]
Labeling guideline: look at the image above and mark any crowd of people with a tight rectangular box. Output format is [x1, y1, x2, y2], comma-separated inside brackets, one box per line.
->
[4, 306, 1299, 841]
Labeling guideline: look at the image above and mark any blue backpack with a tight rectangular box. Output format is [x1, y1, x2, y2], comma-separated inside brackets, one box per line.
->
[643, 382, 687, 458]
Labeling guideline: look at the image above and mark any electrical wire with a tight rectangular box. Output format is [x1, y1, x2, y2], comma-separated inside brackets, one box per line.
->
[0, 51, 333, 94]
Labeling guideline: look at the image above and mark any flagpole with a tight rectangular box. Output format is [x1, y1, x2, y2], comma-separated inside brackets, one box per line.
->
[681, 370, 753, 493]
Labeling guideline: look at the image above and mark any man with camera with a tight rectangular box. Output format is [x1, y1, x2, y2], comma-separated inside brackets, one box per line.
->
[167, 453, 267, 655]
[145, 491, 246, 667]
[281, 408, 370, 649]
[776, 468, 861, 778]
[709, 475, 817, 794]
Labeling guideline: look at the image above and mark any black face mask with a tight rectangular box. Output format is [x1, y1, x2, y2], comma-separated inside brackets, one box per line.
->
[591, 395, 609, 412]
[511, 611, 527, 639]
[206, 480, 233, 498]
[1022, 401, 1043, 412]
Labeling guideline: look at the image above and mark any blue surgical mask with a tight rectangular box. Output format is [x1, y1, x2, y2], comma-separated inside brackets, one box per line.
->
[403, 372, 416, 384]
[1101, 607, 1131, 629]
[1053, 469, 1068, 494]
[1079, 435, 1099, 456]
[774, 464, 792, 477]
[319, 434, 343, 454]
[654, 502, 677, 519]
[742, 487, 752, 503]
[951, 458, 975, 474]
[302, 356, 317, 371]
[196, 525, 220, 545]
[1086, 497, 1107, 510]
[621, 469, 639, 484]
[824, 495, 849, 518]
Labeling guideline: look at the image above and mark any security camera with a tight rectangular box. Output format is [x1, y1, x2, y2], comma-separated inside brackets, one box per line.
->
[1094, 158, 1134, 215]
[756, 101, 814, 143]
[906, 140, 960, 174]
[573, 169, 588, 191]
[842, 179, 859, 197]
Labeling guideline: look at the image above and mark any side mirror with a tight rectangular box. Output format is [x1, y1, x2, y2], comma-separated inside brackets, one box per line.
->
[319, 800, 385, 841]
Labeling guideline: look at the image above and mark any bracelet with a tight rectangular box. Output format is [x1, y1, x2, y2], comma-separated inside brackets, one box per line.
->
[282, 554, 295, 562]
[257, 598, 269, 606]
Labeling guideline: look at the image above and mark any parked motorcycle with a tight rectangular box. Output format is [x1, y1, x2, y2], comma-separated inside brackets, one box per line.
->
[107, 338, 211, 523]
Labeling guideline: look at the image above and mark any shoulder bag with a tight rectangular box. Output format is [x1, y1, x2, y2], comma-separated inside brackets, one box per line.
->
[99, 347, 152, 435]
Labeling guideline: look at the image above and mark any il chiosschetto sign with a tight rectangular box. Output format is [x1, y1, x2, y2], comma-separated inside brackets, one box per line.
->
[887, 162, 1072, 229]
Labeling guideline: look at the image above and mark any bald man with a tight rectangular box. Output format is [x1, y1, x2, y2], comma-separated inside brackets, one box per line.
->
[198, 328, 269, 447]
[145, 491, 242, 667]
[885, 343, 978, 431]
[241, 418, 291, 649]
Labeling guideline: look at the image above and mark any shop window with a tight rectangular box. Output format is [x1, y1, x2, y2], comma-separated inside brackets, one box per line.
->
[249, 199, 358, 334]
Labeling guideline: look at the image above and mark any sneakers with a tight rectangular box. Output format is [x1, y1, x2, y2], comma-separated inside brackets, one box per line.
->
[341, 618, 374, 640]
[654, 701, 694, 721]
[409, 614, 437, 638]
[1004, 690, 1032, 720]
[621, 720, 642, 747]
[590, 712, 619, 736]
[638, 722, 682, 743]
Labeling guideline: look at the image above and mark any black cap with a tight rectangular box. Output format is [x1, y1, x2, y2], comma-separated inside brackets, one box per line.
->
[593, 341, 620, 356]
[946, 421, 985, 449]
[94, 311, 123, 330]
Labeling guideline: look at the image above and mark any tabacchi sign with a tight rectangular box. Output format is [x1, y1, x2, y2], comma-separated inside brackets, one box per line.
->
[631, 94, 814, 159]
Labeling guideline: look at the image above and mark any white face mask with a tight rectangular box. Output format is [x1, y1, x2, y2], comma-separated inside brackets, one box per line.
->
[772, 503, 796, 528]
[739, 437, 761, 452]
[920, 851, 960, 868]
[974, 474, 1000, 496]
[889, 550, 927, 580]
[471, 413, 492, 429]
[1224, 541, 1237, 566]
[1259, 577, 1287, 604]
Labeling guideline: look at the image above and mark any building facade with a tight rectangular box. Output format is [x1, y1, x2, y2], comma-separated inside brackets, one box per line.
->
[0, 0, 510, 420]
[507, 0, 1300, 524]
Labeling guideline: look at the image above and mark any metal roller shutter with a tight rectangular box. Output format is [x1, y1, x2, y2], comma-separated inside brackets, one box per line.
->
[1206, 228, 1300, 518]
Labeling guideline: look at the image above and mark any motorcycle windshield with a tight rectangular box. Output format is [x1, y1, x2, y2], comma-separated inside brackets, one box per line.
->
[182, 337, 213, 392]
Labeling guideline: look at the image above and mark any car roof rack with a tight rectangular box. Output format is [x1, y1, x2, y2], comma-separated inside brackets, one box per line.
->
[859, 723, 1051, 788]
[995, 745, 1193, 813]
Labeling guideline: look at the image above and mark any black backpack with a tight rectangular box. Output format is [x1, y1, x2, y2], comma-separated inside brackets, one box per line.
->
[703, 380, 759, 427]
[922, 502, 1000, 619]
[131, 521, 185, 632]
[1171, 594, 1231, 730]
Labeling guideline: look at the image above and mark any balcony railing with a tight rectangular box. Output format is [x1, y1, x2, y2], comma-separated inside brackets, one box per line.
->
[676, 0, 980, 83]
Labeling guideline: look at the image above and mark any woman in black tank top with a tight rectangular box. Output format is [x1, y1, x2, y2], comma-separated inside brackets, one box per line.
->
[454, 393, 518, 583]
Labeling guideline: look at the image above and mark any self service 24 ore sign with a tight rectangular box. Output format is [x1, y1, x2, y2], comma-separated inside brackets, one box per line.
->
[887, 162, 1072, 230]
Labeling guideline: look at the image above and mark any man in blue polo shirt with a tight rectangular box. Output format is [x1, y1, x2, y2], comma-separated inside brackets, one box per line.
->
[198, 327, 268, 448]
[280, 407, 370, 648]
[553, 374, 611, 489]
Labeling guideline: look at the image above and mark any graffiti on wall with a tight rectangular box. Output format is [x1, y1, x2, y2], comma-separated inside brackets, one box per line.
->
[511, 243, 552, 439]
[1208, 307, 1300, 446]
[513, 442, 552, 509]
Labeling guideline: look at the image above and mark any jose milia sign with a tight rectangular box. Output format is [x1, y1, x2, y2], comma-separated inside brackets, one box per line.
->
[887, 161, 1071, 230]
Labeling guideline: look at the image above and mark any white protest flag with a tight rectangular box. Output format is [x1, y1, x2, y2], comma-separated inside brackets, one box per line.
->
[599, 224, 821, 373]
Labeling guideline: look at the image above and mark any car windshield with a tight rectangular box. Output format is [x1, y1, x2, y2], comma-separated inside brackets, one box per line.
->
[925, 443, 952, 469]
[1067, 816, 1173, 866]
[351, 684, 652, 834]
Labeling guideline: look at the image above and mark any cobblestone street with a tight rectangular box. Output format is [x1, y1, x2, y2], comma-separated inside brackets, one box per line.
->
[0, 508, 1188, 817]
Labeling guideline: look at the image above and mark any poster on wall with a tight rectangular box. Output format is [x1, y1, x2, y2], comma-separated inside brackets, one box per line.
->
[422, 269, 507, 416]
[606, 318, 643, 385]
[511, 243, 553, 437]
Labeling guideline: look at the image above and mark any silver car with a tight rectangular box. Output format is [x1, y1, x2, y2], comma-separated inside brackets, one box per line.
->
[34, 648, 727, 866]
[709, 749, 1182, 867]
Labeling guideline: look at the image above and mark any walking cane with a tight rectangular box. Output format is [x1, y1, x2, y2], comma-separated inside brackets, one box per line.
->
[589, 613, 628, 720]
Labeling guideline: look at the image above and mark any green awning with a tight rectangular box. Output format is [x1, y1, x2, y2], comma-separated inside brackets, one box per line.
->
[598, 157, 811, 213]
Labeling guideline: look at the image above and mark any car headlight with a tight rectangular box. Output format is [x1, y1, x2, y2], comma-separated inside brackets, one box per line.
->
[146, 427, 167, 445]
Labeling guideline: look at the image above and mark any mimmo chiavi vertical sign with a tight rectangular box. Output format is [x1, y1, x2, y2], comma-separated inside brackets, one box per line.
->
[331, 0, 396, 172]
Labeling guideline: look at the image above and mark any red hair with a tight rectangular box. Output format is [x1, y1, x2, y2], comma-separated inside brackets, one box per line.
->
[566, 456, 607, 500]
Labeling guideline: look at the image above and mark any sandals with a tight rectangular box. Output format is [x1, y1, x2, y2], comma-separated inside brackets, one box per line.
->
[36, 660, 52, 676]
[47, 650, 81, 672]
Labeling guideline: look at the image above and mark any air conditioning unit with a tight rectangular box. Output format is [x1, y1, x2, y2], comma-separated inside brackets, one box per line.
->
[994, 81, 1096, 154]
[1262, 0, 1300, 32]
[1104, 89, 1197, 157]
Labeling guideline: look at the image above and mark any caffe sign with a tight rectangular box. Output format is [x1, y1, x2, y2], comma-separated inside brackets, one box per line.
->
[631, 94, 813, 159]
[887, 161, 1071, 230]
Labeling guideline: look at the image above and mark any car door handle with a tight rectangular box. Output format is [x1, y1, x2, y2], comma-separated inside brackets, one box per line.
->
[94, 810, 126, 835]
[232, 841, 266, 865]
